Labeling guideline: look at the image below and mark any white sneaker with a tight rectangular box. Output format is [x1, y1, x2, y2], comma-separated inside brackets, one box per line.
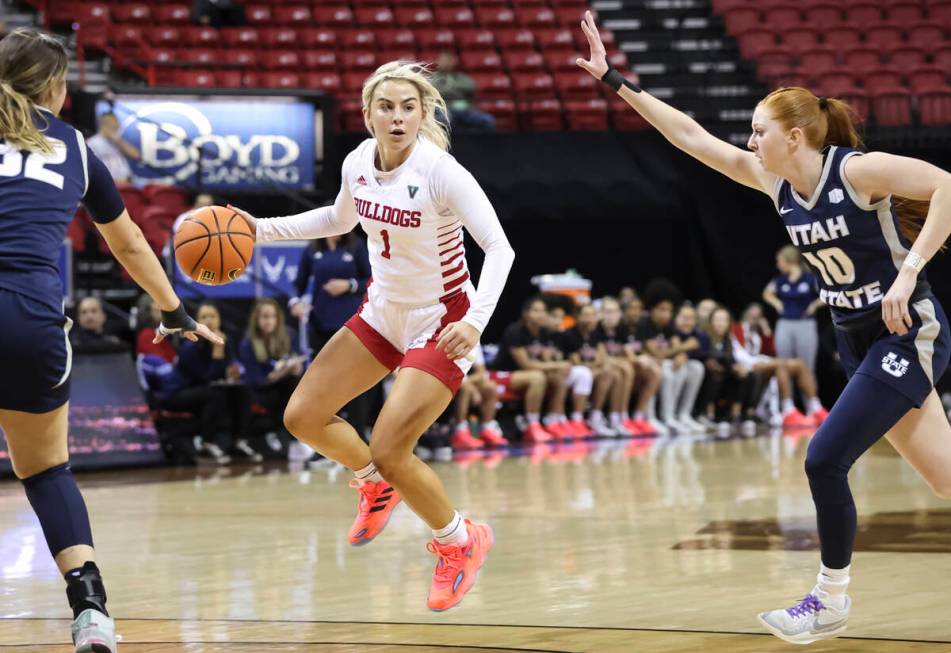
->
[264, 431, 283, 452]
[647, 418, 670, 436]
[696, 415, 717, 429]
[610, 420, 634, 437]
[741, 419, 758, 437]
[287, 440, 314, 462]
[72, 608, 118, 653]
[197, 442, 230, 465]
[232, 439, 263, 463]
[678, 414, 707, 432]
[758, 589, 850, 645]
[665, 417, 687, 433]
[716, 421, 732, 438]
[588, 415, 618, 437]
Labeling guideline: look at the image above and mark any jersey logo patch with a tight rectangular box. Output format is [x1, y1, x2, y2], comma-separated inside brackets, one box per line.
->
[357, 175, 367, 185]
[779, 206, 794, 215]
[828, 188, 844, 204]
[408, 184, 419, 199]
[882, 352, 910, 378]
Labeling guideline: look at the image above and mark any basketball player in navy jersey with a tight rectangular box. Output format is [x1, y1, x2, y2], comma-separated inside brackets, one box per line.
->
[580, 11, 951, 644]
[0, 29, 218, 652]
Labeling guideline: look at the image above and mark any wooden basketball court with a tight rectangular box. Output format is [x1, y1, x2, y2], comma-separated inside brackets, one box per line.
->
[2, 431, 950, 651]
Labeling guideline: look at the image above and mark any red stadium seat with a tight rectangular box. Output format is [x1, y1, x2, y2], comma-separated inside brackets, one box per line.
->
[355, 6, 396, 26]
[110, 25, 144, 49]
[516, 6, 558, 28]
[930, 0, 951, 25]
[908, 66, 949, 93]
[299, 28, 336, 48]
[722, 7, 761, 34]
[610, 97, 651, 130]
[153, 4, 190, 24]
[342, 72, 370, 93]
[799, 47, 838, 71]
[112, 3, 150, 24]
[260, 72, 301, 89]
[394, 6, 436, 27]
[221, 27, 260, 48]
[512, 72, 556, 99]
[472, 72, 514, 100]
[763, 4, 802, 29]
[216, 70, 244, 88]
[341, 29, 377, 50]
[242, 71, 261, 87]
[313, 5, 355, 27]
[824, 26, 862, 47]
[887, 1, 925, 23]
[843, 47, 881, 71]
[379, 48, 417, 63]
[261, 28, 299, 48]
[120, 188, 147, 221]
[341, 51, 378, 72]
[780, 27, 820, 52]
[496, 28, 537, 51]
[904, 23, 947, 49]
[274, 5, 312, 25]
[417, 29, 456, 51]
[864, 67, 905, 93]
[934, 45, 951, 70]
[803, 2, 842, 25]
[838, 88, 870, 123]
[476, 6, 516, 28]
[522, 99, 564, 130]
[461, 51, 504, 72]
[245, 5, 273, 24]
[845, 2, 882, 29]
[815, 71, 859, 96]
[339, 99, 366, 131]
[572, 26, 615, 51]
[149, 26, 181, 48]
[757, 48, 795, 67]
[302, 50, 336, 70]
[918, 87, 951, 125]
[553, 6, 591, 26]
[759, 62, 794, 87]
[565, 98, 609, 130]
[871, 89, 913, 126]
[377, 29, 416, 50]
[736, 28, 776, 59]
[544, 49, 581, 73]
[455, 29, 496, 50]
[535, 28, 574, 50]
[866, 23, 905, 49]
[183, 26, 219, 47]
[555, 72, 599, 100]
[260, 50, 300, 71]
[477, 99, 518, 131]
[173, 68, 215, 88]
[303, 72, 342, 96]
[146, 46, 176, 66]
[435, 7, 476, 28]
[503, 50, 545, 72]
[884, 45, 927, 72]
[178, 48, 217, 66]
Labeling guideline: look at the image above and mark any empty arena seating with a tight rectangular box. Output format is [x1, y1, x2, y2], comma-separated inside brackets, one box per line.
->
[54, 0, 643, 132]
[715, 0, 951, 127]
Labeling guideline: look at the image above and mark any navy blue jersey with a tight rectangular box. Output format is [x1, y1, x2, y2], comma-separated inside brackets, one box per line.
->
[0, 108, 124, 312]
[767, 272, 819, 320]
[772, 146, 921, 324]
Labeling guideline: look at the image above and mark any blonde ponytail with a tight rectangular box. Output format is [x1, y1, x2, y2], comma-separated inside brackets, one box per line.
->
[0, 81, 53, 153]
[361, 61, 450, 151]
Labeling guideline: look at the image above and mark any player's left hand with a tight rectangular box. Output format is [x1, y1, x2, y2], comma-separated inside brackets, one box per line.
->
[154, 302, 224, 345]
[882, 268, 916, 336]
[436, 321, 481, 361]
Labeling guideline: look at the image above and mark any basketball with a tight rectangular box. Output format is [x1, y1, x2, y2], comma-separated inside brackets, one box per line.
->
[173, 205, 254, 285]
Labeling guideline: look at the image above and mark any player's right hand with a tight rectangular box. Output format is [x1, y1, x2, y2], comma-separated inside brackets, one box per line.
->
[227, 203, 257, 236]
[576, 11, 608, 79]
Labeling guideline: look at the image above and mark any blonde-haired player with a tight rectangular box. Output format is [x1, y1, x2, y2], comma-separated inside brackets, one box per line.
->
[233, 61, 514, 611]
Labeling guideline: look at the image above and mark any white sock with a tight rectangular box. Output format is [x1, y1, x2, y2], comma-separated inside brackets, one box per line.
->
[621, 411, 631, 421]
[807, 397, 824, 414]
[354, 462, 383, 484]
[456, 420, 470, 432]
[482, 420, 500, 432]
[570, 411, 583, 422]
[433, 511, 469, 546]
[610, 412, 623, 426]
[816, 563, 850, 608]
[527, 412, 540, 425]
[782, 398, 796, 415]
[634, 411, 646, 420]
[589, 409, 604, 423]
[543, 413, 559, 426]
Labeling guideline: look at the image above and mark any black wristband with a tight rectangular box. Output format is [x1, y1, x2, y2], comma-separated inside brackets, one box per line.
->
[600, 66, 641, 93]
[160, 301, 197, 332]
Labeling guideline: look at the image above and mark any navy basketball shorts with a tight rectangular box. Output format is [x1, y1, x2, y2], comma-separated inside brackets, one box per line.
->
[835, 294, 951, 408]
[0, 289, 72, 413]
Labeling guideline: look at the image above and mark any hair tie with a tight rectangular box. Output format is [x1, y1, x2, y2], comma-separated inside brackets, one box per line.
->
[818, 97, 829, 110]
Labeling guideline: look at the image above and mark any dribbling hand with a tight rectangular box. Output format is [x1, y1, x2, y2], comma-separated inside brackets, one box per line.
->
[227, 204, 257, 236]
[882, 268, 916, 336]
[436, 321, 481, 361]
[576, 11, 609, 79]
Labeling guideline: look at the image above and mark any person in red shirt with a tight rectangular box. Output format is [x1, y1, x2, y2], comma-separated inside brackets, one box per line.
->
[135, 294, 176, 363]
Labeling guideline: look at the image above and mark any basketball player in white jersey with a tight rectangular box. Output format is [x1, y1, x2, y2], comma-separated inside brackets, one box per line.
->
[232, 62, 514, 611]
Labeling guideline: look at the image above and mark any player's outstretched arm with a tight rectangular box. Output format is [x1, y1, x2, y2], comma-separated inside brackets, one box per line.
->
[576, 10, 776, 196]
[95, 211, 221, 345]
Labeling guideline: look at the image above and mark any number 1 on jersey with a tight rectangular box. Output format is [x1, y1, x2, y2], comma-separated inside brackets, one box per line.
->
[381, 229, 391, 259]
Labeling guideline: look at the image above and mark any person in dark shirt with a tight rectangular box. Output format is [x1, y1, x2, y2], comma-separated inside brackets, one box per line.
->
[665, 303, 708, 432]
[70, 297, 125, 353]
[699, 306, 760, 435]
[597, 297, 653, 435]
[490, 296, 569, 443]
[763, 244, 824, 375]
[134, 294, 176, 363]
[621, 296, 663, 434]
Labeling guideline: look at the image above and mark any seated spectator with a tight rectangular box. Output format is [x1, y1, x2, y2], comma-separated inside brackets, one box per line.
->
[666, 303, 708, 432]
[432, 50, 496, 132]
[732, 303, 828, 428]
[763, 244, 823, 375]
[696, 297, 718, 332]
[637, 290, 682, 434]
[86, 112, 140, 184]
[562, 303, 628, 437]
[620, 295, 663, 434]
[193, 0, 245, 28]
[134, 294, 176, 362]
[70, 296, 125, 353]
[699, 306, 761, 435]
[597, 297, 653, 435]
[238, 298, 305, 422]
[175, 301, 260, 462]
[451, 345, 509, 449]
[548, 304, 596, 439]
[489, 296, 568, 443]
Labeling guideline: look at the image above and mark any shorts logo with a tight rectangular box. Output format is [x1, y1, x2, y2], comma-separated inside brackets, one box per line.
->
[882, 352, 910, 378]
[828, 188, 844, 204]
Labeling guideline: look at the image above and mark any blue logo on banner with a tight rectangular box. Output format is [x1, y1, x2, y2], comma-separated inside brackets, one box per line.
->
[102, 100, 315, 192]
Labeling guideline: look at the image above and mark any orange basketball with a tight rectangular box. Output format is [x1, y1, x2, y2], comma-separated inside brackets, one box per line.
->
[173, 206, 254, 285]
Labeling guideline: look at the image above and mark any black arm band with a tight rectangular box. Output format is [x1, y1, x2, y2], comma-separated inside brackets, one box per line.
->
[600, 67, 641, 93]
[160, 301, 197, 332]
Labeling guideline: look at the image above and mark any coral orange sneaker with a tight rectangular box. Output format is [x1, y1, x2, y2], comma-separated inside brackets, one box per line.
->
[479, 424, 509, 447]
[810, 407, 830, 426]
[567, 419, 594, 438]
[523, 422, 553, 443]
[783, 409, 813, 429]
[426, 520, 494, 611]
[451, 424, 483, 450]
[347, 478, 401, 546]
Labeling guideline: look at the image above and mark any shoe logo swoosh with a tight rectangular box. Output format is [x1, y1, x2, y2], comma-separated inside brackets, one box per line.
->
[453, 571, 465, 593]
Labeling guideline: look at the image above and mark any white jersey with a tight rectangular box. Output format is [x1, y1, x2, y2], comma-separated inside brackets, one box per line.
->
[256, 137, 514, 333]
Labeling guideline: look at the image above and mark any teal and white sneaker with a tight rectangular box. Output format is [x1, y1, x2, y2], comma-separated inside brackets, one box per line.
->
[71, 608, 117, 653]
[757, 589, 850, 645]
